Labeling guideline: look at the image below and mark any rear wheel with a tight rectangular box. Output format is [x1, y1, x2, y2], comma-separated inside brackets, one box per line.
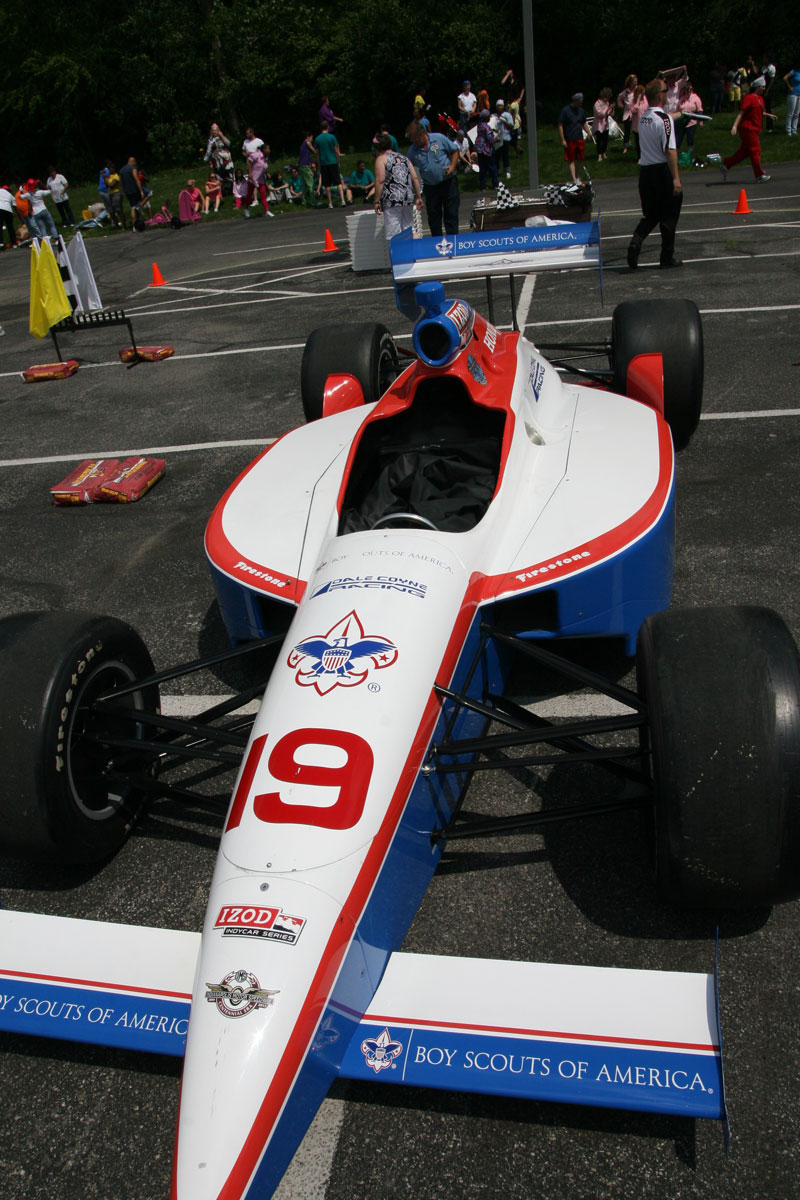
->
[611, 299, 703, 449]
[637, 606, 800, 908]
[0, 611, 160, 865]
[300, 323, 399, 422]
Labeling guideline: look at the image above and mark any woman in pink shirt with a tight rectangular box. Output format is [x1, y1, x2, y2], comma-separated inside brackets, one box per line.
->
[677, 82, 704, 156]
[593, 87, 614, 160]
[617, 74, 637, 152]
[631, 84, 649, 160]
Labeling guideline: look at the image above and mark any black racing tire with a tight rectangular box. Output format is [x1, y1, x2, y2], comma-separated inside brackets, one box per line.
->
[637, 606, 800, 909]
[611, 299, 703, 449]
[0, 611, 160, 866]
[300, 323, 399, 422]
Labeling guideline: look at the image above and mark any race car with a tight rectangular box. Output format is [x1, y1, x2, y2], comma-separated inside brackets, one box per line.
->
[1, 279, 799, 1200]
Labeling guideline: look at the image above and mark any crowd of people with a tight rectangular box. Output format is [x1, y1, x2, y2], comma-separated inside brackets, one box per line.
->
[624, 53, 784, 272]
[1, 56, 795, 255]
[0, 169, 75, 249]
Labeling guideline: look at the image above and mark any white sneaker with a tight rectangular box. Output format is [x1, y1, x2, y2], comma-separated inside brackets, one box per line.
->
[266, 209, 275, 217]
[755, 174, 771, 182]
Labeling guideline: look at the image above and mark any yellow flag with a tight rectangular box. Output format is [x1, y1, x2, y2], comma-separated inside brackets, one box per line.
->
[29, 242, 49, 339]
[36, 238, 72, 335]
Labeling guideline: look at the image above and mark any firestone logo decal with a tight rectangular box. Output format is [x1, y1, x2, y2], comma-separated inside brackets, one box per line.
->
[287, 611, 398, 695]
[205, 970, 279, 1018]
[214, 905, 306, 945]
[516, 550, 591, 583]
[361, 1027, 404, 1073]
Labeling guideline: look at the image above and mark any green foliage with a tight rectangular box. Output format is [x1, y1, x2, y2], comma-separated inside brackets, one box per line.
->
[1, 0, 797, 180]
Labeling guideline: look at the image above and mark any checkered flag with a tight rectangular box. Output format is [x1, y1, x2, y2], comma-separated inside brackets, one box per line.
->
[495, 181, 519, 211]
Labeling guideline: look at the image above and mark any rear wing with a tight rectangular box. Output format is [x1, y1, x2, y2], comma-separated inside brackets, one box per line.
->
[389, 222, 603, 324]
[0, 910, 723, 1121]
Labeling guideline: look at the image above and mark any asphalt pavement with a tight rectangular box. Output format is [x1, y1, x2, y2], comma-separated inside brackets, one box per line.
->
[0, 159, 799, 1200]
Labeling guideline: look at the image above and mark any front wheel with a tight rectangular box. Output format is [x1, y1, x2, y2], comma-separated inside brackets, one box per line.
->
[611, 299, 703, 449]
[637, 606, 800, 908]
[0, 611, 160, 865]
[300, 323, 399, 422]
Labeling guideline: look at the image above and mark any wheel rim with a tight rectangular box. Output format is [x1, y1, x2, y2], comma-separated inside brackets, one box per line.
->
[65, 659, 148, 821]
[377, 341, 399, 396]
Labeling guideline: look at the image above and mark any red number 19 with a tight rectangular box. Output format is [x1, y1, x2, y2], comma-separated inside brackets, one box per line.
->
[225, 728, 373, 832]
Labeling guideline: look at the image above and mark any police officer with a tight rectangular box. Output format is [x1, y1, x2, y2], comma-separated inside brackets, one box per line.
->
[406, 120, 460, 236]
[627, 78, 683, 269]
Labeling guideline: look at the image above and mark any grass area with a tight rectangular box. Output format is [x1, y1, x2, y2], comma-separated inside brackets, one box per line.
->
[58, 107, 797, 241]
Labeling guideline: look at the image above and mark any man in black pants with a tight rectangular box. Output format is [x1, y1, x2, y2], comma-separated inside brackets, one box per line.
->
[406, 121, 460, 236]
[628, 78, 683, 269]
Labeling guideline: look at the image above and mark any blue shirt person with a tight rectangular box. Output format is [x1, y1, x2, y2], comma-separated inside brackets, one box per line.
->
[405, 122, 460, 235]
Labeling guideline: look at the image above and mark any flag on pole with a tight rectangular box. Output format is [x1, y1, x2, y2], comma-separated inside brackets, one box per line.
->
[66, 232, 102, 311]
[29, 237, 72, 338]
[29, 241, 46, 338]
[54, 236, 80, 313]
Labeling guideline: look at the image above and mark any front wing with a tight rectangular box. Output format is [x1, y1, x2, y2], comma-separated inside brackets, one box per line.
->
[0, 910, 723, 1120]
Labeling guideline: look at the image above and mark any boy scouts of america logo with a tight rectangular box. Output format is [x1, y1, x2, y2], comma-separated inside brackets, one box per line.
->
[205, 969, 279, 1018]
[287, 611, 398, 695]
[361, 1027, 404, 1073]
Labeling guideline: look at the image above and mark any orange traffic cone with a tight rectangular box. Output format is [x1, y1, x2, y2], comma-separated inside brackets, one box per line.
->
[150, 262, 167, 286]
[733, 189, 752, 215]
[323, 228, 339, 253]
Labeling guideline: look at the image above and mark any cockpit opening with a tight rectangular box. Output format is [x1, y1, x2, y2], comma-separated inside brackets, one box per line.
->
[338, 375, 506, 535]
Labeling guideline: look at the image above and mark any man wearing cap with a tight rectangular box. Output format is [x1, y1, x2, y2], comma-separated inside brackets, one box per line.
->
[627, 78, 683, 270]
[406, 120, 461, 235]
[457, 81, 477, 132]
[714, 76, 775, 183]
[558, 93, 591, 182]
[20, 179, 58, 239]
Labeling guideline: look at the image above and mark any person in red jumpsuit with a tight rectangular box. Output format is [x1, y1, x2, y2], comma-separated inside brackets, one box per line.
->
[718, 76, 776, 182]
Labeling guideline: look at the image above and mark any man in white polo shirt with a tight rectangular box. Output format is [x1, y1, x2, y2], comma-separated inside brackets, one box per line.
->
[457, 81, 477, 131]
[627, 77, 683, 270]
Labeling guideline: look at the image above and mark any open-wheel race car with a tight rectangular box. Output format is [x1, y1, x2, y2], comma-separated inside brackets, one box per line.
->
[1, 280, 800, 1200]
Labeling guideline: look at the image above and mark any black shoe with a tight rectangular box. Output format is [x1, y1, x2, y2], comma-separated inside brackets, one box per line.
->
[660, 258, 683, 269]
[627, 240, 640, 269]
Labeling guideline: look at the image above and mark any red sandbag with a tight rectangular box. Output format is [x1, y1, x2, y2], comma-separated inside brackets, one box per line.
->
[93, 456, 166, 502]
[50, 458, 122, 505]
[119, 345, 174, 363]
[23, 360, 80, 383]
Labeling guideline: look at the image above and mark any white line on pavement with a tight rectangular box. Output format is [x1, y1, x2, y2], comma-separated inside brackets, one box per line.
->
[0, 438, 277, 468]
[1, 403, 798, 470]
[157, 694, 634, 719]
[1, 299, 798, 384]
[516, 273, 537, 332]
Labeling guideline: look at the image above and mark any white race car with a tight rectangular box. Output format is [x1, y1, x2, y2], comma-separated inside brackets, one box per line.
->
[1, 281, 798, 1199]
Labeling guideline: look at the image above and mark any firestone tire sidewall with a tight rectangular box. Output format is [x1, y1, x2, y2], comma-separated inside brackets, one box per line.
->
[0, 612, 158, 866]
[637, 606, 800, 909]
